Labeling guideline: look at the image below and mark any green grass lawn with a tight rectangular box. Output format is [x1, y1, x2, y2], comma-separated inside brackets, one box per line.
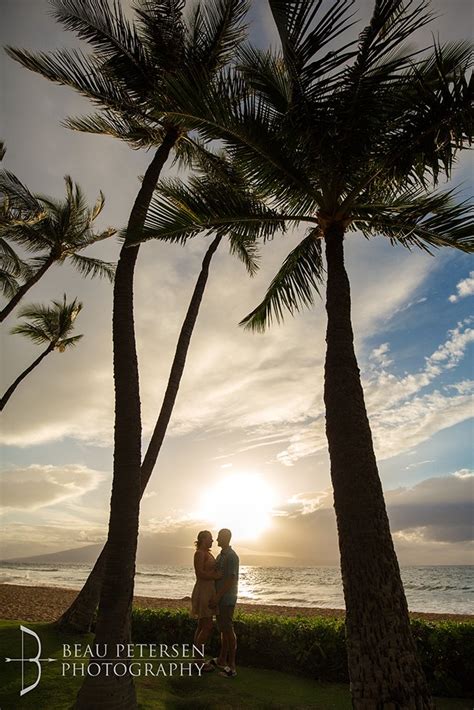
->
[0, 620, 471, 709]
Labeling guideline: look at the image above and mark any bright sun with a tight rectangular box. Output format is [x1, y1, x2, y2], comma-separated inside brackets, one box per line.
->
[197, 473, 276, 540]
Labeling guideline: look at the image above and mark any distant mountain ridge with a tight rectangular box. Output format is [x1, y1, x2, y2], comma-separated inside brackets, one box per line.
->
[1, 544, 103, 565]
[1, 543, 305, 568]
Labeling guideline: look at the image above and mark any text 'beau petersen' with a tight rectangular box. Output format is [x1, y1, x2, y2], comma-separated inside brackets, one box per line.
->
[62, 643, 205, 659]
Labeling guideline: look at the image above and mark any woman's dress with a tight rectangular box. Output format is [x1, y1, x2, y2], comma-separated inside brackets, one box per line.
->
[191, 551, 216, 619]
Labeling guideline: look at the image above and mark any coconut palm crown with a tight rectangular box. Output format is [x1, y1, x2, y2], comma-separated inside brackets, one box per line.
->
[11, 293, 83, 349]
[1, 294, 82, 410]
[0, 172, 115, 321]
[134, 1, 473, 707]
[5, 0, 250, 175]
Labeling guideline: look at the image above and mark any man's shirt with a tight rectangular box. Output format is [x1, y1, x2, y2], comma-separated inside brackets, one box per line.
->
[215, 546, 239, 606]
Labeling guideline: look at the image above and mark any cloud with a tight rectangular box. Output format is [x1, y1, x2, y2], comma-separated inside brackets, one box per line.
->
[277, 318, 474, 465]
[386, 470, 474, 544]
[449, 271, 474, 303]
[370, 342, 393, 367]
[0, 464, 105, 510]
[405, 460, 434, 470]
[276, 490, 332, 516]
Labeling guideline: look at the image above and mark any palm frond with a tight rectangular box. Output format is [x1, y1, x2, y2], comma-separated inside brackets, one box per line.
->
[240, 229, 324, 331]
[138, 173, 288, 246]
[0, 270, 21, 298]
[134, 0, 186, 73]
[269, 0, 358, 91]
[349, 0, 433, 77]
[0, 237, 34, 280]
[0, 220, 54, 252]
[237, 46, 293, 114]
[63, 110, 165, 149]
[228, 232, 260, 275]
[0, 170, 44, 218]
[10, 321, 52, 345]
[50, 0, 150, 96]
[355, 187, 474, 253]
[170, 134, 211, 171]
[188, 0, 249, 74]
[0, 236, 33, 298]
[382, 41, 474, 184]
[68, 253, 116, 281]
[0, 141, 5, 161]
[5, 46, 139, 114]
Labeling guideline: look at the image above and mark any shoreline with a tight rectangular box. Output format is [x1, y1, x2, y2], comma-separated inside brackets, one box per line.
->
[1, 583, 472, 624]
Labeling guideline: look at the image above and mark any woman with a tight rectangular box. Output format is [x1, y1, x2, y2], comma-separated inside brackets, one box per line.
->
[191, 530, 221, 663]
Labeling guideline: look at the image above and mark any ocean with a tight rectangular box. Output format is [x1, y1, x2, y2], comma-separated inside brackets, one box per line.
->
[0, 563, 472, 615]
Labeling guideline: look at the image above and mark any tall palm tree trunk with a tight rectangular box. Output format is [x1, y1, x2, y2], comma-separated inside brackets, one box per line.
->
[0, 341, 55, 410]
[323, 224, 433, 709]
[74, 129, 178, 710]
[58, 234, 222, 633]
[0, 254, 55, 322]
[142, 233, 222, 473]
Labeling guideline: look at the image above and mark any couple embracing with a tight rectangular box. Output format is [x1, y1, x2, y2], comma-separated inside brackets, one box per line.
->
[191, 528, 239, 678]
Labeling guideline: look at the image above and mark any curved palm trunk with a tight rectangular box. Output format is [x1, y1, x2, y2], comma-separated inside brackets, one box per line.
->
[0, 254, 55, 322]
[323, 224, 433, 709]
[1, 341, 55, 410]
[74, 130, 178, 710]
[58, 234, 222, 633]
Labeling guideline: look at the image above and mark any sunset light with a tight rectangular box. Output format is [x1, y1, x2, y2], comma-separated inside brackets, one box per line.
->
[198, 474, 277, 540]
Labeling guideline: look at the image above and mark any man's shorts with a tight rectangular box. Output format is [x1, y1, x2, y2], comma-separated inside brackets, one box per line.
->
[216, 604, 235, 632]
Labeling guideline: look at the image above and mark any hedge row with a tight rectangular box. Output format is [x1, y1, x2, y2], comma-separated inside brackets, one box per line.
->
[131, 608, 474, 698]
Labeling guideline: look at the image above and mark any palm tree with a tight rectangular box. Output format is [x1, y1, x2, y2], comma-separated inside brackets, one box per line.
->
[1, 294, 82, 410]
[135, 1, 474, 706]
[7, 2, 250, 707]
[0, 173, 115, 322]
[57, 155, 277, 634]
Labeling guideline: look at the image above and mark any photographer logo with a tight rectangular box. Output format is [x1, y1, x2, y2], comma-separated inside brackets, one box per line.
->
[5, 625, 56, 696]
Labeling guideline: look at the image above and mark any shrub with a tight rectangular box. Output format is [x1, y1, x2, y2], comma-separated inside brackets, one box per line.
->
[131, 608, 473, 697]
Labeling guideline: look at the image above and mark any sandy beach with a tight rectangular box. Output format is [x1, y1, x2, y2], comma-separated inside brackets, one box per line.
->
[0, 584, 472, 624]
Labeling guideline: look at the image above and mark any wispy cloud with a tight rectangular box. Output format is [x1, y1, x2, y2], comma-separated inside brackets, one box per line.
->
[405, 460, 435, 470]
[0, 464, 105, 511]
[277, 318, 474, 465]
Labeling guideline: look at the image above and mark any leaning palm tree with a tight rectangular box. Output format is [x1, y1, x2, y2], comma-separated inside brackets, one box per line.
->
[57, 154, 276, 634]
[0, 173, 115, 322]
[135, 1, 474, 706]
[7, 2, 250, 707]
[0, 294, 82, 410]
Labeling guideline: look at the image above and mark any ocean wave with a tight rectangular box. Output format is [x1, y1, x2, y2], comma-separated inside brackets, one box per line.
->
[404, 583, 473, 591]
[271, 597, 310, 604]
[136, 571, 177, 578]
[1, 567, 62, 576]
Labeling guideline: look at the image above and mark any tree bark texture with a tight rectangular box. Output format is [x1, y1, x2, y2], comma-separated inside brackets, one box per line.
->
[74, 130, 178, 710]
[323, 224, 433, 709]
[58, 233, 222, 634]
[0, 341, 55, 410]
[0, 253, 55, 322]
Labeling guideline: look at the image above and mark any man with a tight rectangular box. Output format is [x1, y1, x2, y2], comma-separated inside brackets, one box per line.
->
[210, 528, 239, 678]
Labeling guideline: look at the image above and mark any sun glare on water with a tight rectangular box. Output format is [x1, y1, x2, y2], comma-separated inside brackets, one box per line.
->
[198, 473, 276, 540]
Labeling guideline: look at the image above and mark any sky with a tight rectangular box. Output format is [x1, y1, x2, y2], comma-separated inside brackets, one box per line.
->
[0, 0, 473, 567]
